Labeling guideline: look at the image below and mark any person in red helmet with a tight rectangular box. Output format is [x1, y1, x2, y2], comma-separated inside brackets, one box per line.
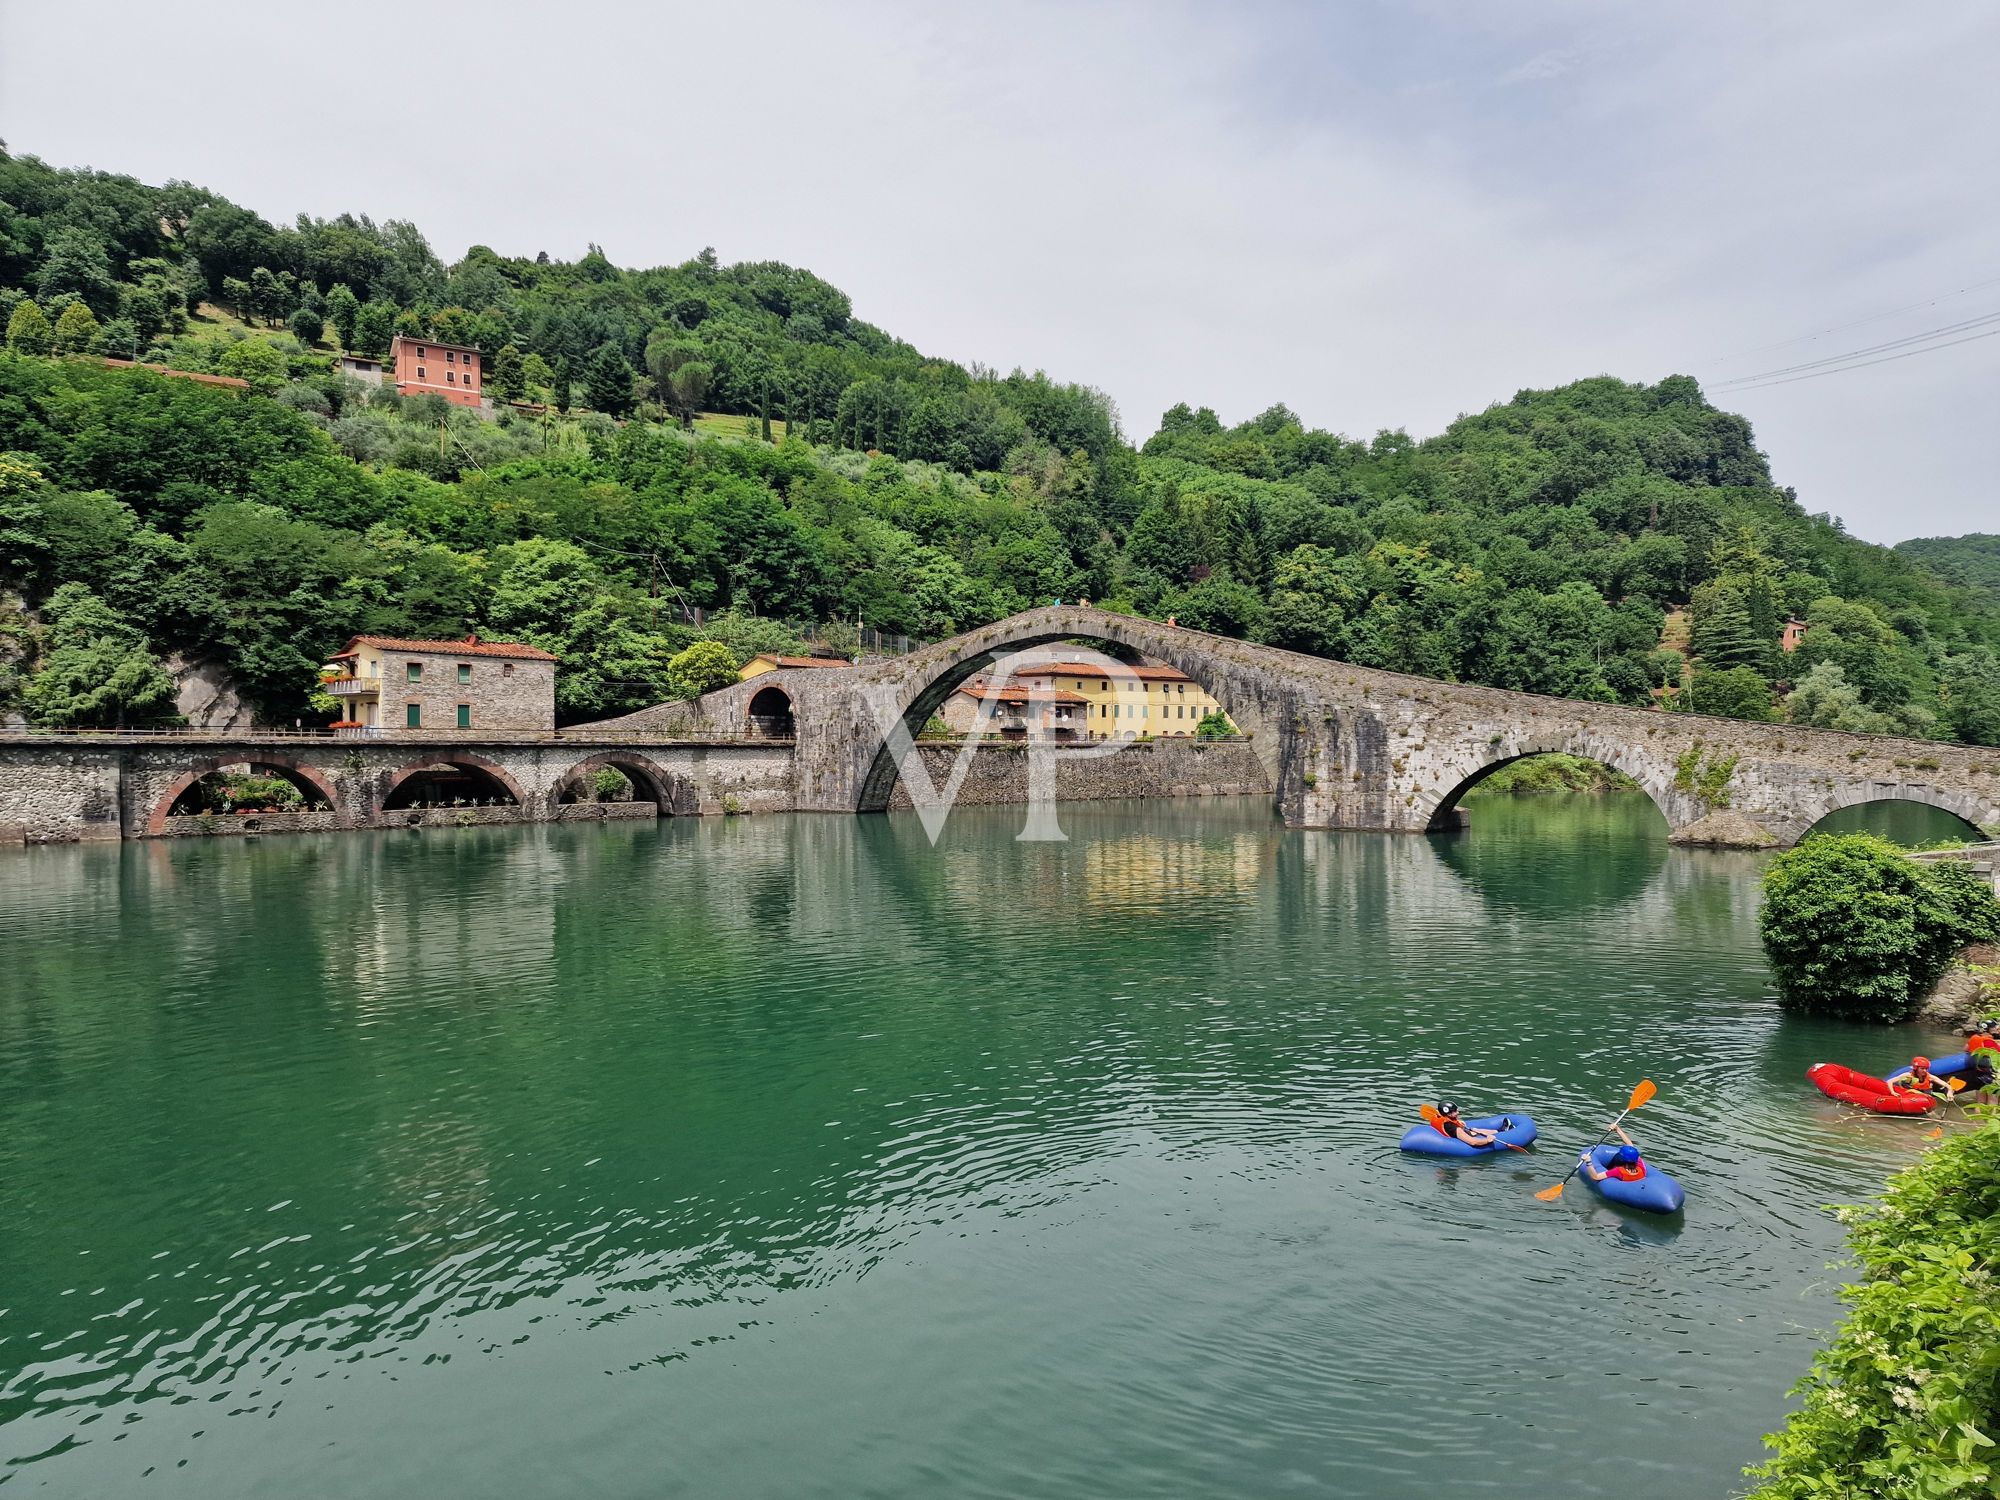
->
[1894, 1056, 1951, 1100]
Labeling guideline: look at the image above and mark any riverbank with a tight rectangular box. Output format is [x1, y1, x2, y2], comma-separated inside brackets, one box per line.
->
[1746, 1117, 2000, 1497]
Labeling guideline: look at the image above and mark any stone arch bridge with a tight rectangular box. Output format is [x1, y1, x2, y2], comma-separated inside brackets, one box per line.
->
[604, 604, 2000, 847]
[3, 606, 1996, 845]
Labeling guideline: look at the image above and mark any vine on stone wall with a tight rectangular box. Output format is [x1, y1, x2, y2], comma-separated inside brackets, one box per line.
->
[1673, 741, 1738, 811]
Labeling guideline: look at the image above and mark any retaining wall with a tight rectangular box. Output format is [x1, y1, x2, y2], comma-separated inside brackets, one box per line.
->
[884, 738, 1270, 809]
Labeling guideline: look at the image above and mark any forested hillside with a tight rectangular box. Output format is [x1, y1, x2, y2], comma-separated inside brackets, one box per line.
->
[1895, 534, 2000, 607]
[2, 144, 1998, 743]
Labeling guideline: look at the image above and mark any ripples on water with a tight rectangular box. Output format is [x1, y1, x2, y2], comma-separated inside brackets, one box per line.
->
[0, 796, 1965, 1498]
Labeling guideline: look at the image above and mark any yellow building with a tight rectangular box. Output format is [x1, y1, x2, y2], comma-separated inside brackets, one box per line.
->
[737, 653, 853, 682]
[1010, 660, 1232, 739]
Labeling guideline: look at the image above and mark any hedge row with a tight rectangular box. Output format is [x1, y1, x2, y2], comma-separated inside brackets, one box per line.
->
[1747, 1119, 2000, 1496]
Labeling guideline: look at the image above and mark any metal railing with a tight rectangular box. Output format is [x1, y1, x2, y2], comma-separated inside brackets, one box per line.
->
[325, 677, 381, 696]
[1, 725, 796, 746]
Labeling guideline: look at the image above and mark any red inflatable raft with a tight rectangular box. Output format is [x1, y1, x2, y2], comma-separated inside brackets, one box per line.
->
[1808, 1062, 1936, 1114]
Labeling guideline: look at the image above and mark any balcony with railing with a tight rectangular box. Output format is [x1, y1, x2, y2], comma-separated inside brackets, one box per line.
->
[325, 676, 381, 698]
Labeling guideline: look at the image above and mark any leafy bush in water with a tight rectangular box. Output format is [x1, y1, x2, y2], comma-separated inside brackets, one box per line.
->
[1746, 1118, 2000, 1497]
[1759, 833, 2000, 1020]
[590, 765, 632, 802]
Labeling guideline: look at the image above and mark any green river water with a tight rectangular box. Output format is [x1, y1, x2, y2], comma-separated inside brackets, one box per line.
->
[0, 793, 1978, 1498]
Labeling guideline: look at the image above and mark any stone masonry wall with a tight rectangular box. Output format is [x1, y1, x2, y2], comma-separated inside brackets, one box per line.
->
[0, 736, 795, 842]
[883, 738, 1269, 809]
[604, 605, 2000, 845]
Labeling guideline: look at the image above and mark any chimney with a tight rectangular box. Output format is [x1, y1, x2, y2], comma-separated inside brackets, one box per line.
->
[465, 633, 478, 645]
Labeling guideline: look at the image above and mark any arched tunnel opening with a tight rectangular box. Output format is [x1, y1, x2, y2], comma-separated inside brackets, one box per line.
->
[554, 759, 675, 811]
[857, 637, 1255, 812]
[166, 762, 332, 815]
[1801, 798, 1991, 848]
[382, 763, 519, 811]
[747, 685, 796, 739]
[1425, 752, 1669, 835]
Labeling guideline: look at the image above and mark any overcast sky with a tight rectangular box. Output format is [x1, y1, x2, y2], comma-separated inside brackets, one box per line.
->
[3, 1, 1995, 543]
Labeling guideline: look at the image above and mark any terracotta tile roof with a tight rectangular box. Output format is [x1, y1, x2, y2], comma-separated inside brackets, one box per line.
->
[755, 654, 851, 669]
[342, 634, 558, 662]
[955, 679, 1090, 705]
[99, 358, 249, 390]
[1012, 661, 1195, 683]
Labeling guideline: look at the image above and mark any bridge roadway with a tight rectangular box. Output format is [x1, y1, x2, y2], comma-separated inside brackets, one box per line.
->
[3, 607, 1997, 845]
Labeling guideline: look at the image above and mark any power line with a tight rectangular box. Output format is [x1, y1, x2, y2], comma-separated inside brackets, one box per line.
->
[1712, 308, 2000, 386]
[1720, 325, 2000, 392]
[1706, 272, 2000, 365]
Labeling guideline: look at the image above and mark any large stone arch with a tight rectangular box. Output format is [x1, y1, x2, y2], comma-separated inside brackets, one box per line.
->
[144, 754, 341, 836]
[1415, 733, 1680, 834]
[377, 751, 527, 813]
[1776, 780, 1998, 846]
[846, 614, 1285, 813]
[551, 752, 698, 816]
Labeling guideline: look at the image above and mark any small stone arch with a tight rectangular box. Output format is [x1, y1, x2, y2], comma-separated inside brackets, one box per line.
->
[1780, 782, 1999, 846]
[145, 754, 341, 836]
[1418, 736, 1676, 833]
[852, 618, 1278, 813]
[378, 751, 527, 813]
[747, 684, 796, 738]
[551, 753, 698, 816]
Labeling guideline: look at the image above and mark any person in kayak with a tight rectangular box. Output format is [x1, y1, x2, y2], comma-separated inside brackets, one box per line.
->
[1967, 1023, 1998, 1054]
[1894, 1056, 1951, 1099]
[1431, 1101, 1501, 1148]
[1964, 1049, 1997, 1093]
[1581, 1128, 1646, 1182]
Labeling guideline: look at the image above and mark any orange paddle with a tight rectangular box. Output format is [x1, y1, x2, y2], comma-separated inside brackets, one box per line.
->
[1421, 1103, 1533, 1154]
[1536, 1080, 1658, 1201]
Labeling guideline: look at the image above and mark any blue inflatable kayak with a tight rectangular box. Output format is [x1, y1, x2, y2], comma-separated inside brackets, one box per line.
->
[1578, 1145, 1684, 1214]
[1887, 1051, 1972, 1086]
[1399, 1113, 1537, 1158]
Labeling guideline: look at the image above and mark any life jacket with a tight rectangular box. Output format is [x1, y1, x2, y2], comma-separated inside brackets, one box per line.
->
[1606, 1160, 1647, 1181]
[1969, 1034, 1999, 1053]
[1433, 1115, 1460, 1137]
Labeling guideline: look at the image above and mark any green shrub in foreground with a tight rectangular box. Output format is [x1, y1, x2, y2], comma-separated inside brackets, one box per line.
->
[1758, 834, 2000, 1021]
[1746, 1119, 2000, 1497]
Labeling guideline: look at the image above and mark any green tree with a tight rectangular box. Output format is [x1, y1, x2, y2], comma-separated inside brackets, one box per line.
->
[1941, 650, 2000, 747]
[487, 344, 524, 402]
[96, 318, 139, 360]
[351, 299, 396, 358]
[1195, 709, 1235, 738]
[324, 283, 361, 350]
[484, 537, 676, 718]
[1759, 834, 2000, 1020]
[552, 357, 573, 414]
[665, 639, 739, 698]
[215, 339, 289, 393]
[22, 582, 179, 727]
[6, 297, 53, 354]
[1793, 595, 1912, 710]
[287, 307, 325, 347]
[51, 300, 100, 355]
[1682, 663, 1775, 721]
[1783, 661, 1887, 734]
[33, 227, 118, 317]
[584, 343, 636, 416]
